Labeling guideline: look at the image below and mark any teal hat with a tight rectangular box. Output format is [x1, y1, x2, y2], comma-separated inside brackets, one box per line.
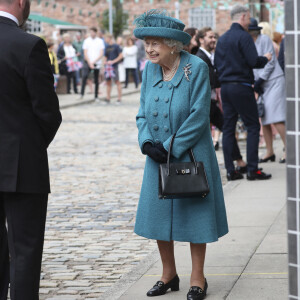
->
[133, 9, 192, 45]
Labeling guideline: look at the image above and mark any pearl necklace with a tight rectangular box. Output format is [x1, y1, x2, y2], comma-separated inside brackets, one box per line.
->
[162, 56, 180, 81]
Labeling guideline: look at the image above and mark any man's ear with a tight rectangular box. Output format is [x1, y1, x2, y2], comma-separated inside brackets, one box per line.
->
[241, 13, 246, 22]
[199, 38, 203, 47]
[18, 0, 26, 9]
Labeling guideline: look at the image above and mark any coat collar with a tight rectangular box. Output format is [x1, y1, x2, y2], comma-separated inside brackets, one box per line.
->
[0, 15, 18, 27]
[152, 50, 191, 87]
[230, 22, 245, 31]
[196, 48, 213, 67]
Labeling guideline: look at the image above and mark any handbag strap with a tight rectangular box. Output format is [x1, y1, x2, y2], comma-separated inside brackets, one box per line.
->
[167, 134, 198, 175]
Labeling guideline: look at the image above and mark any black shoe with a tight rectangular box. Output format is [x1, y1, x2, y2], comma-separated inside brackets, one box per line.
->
[227, 171, 243, 181]
[187, 279, 208, 300]
[147, 275, 180, 297]
[259, 154, 276, 163]
[214, 141, 219, 151]
[236, 165, 247, 174]
[279, 158, 286, 164]
[247, 170, 272, 180]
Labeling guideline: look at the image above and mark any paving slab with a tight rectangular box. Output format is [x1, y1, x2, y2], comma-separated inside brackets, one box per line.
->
[226, 278, 287, 300]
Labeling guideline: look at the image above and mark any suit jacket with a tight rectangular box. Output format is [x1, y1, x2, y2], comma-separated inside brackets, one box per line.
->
[0, 16, 62, 193]
[196, 48, 220, 90]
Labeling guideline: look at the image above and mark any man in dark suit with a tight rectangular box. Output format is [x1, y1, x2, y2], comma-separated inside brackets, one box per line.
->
[195, 27, 247, 174]
[215, 5, 272, 181]
[0, 0, 62, 299]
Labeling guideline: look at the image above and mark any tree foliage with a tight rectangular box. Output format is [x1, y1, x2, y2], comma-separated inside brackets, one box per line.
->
[87, 0, 128, 38]
[101, 0, 128, 38]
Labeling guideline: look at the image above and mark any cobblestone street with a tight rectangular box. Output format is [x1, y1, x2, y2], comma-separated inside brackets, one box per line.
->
[42, 94, 155, 299]
[41, 93, 227, 299]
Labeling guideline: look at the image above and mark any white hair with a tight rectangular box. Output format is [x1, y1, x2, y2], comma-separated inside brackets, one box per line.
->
[63, 33, 71, 39]
[163, 38, 184, 52]
[259, 22, 272, 38]
[231, 5, 249, 20]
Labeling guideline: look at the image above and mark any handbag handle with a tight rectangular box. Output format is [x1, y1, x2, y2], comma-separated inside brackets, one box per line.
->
[167, 134, 198, 175]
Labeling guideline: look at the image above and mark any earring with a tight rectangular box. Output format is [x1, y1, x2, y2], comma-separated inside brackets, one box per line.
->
[171, 51, 174, 54]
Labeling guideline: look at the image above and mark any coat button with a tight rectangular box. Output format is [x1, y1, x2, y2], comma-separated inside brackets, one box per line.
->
[168, 84, 172, 89]
[159, 83, 163, 88]
[164, 127, 169, 132]
[155, 139, 161, 144]
[164, 98, 169, 103]
[153, 125, 159, 131]
[153, 111, 158, 117]
[154, 96, 159, 102]
[164, 113, 168, 118]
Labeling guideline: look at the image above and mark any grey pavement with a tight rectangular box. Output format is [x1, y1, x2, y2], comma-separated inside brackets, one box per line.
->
[112, 140, 288, 300]
[40, 87, 287, 299]
[58, 82, 140, 109]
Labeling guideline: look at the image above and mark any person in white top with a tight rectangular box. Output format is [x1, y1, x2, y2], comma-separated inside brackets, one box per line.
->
[80, 27, 105, 101]
[122, 37, 139, 89]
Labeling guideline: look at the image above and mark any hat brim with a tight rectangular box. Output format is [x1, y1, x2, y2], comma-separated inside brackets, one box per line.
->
[248, 26, 263, 31]
[134, 27, 191, 45]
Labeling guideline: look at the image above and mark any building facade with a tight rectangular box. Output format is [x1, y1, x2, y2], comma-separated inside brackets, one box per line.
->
[28, 0, 283, 40]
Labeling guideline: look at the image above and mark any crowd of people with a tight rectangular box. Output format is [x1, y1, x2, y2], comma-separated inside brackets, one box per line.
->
[47, 28, 147, 104]
[45, 9, 286, 181]
[182, 7, 286, 181]
[47, 11, 286, 180]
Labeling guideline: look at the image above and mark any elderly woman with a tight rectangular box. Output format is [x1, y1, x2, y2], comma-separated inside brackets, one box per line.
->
[57, 33, 79, 94]
[134, 10, 228, 300]
[248, 19, 286, 163]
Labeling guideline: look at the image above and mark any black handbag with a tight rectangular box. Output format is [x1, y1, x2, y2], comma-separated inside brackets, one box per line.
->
[159, 134, 210, 199]
[257, 95, 265, 118]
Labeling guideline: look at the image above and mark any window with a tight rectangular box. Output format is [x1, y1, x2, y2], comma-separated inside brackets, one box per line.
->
[27, 16, 42, 34]
[188, 8, 215, 29]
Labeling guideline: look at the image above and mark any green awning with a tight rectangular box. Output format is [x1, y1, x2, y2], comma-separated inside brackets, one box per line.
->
[28, 14, 79, 26]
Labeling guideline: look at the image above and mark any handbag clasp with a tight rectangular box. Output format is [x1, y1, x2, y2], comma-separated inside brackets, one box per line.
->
[176, 169, 191, 175]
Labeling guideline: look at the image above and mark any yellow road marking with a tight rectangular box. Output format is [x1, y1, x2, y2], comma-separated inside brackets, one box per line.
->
[145, 272, 287, 277]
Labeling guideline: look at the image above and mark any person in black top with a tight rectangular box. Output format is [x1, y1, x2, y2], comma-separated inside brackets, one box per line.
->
[195, 27, 247, 171]
[214, 5, 272, 181]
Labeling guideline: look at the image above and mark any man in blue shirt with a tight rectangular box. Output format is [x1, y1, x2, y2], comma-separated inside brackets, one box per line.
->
[104, 34, 123, 103]
[215, 5, 272, 181]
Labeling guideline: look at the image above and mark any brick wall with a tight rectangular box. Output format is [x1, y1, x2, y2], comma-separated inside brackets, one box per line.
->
[30, 0, 250, 39]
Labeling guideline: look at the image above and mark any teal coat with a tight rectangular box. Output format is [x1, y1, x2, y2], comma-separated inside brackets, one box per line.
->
[135, 51, 228, 243]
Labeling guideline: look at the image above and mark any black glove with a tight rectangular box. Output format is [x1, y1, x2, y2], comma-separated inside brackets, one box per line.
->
[254, 78, 264, 95]
[155, 143, 168, 156]
[143, 143, 168, 163]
